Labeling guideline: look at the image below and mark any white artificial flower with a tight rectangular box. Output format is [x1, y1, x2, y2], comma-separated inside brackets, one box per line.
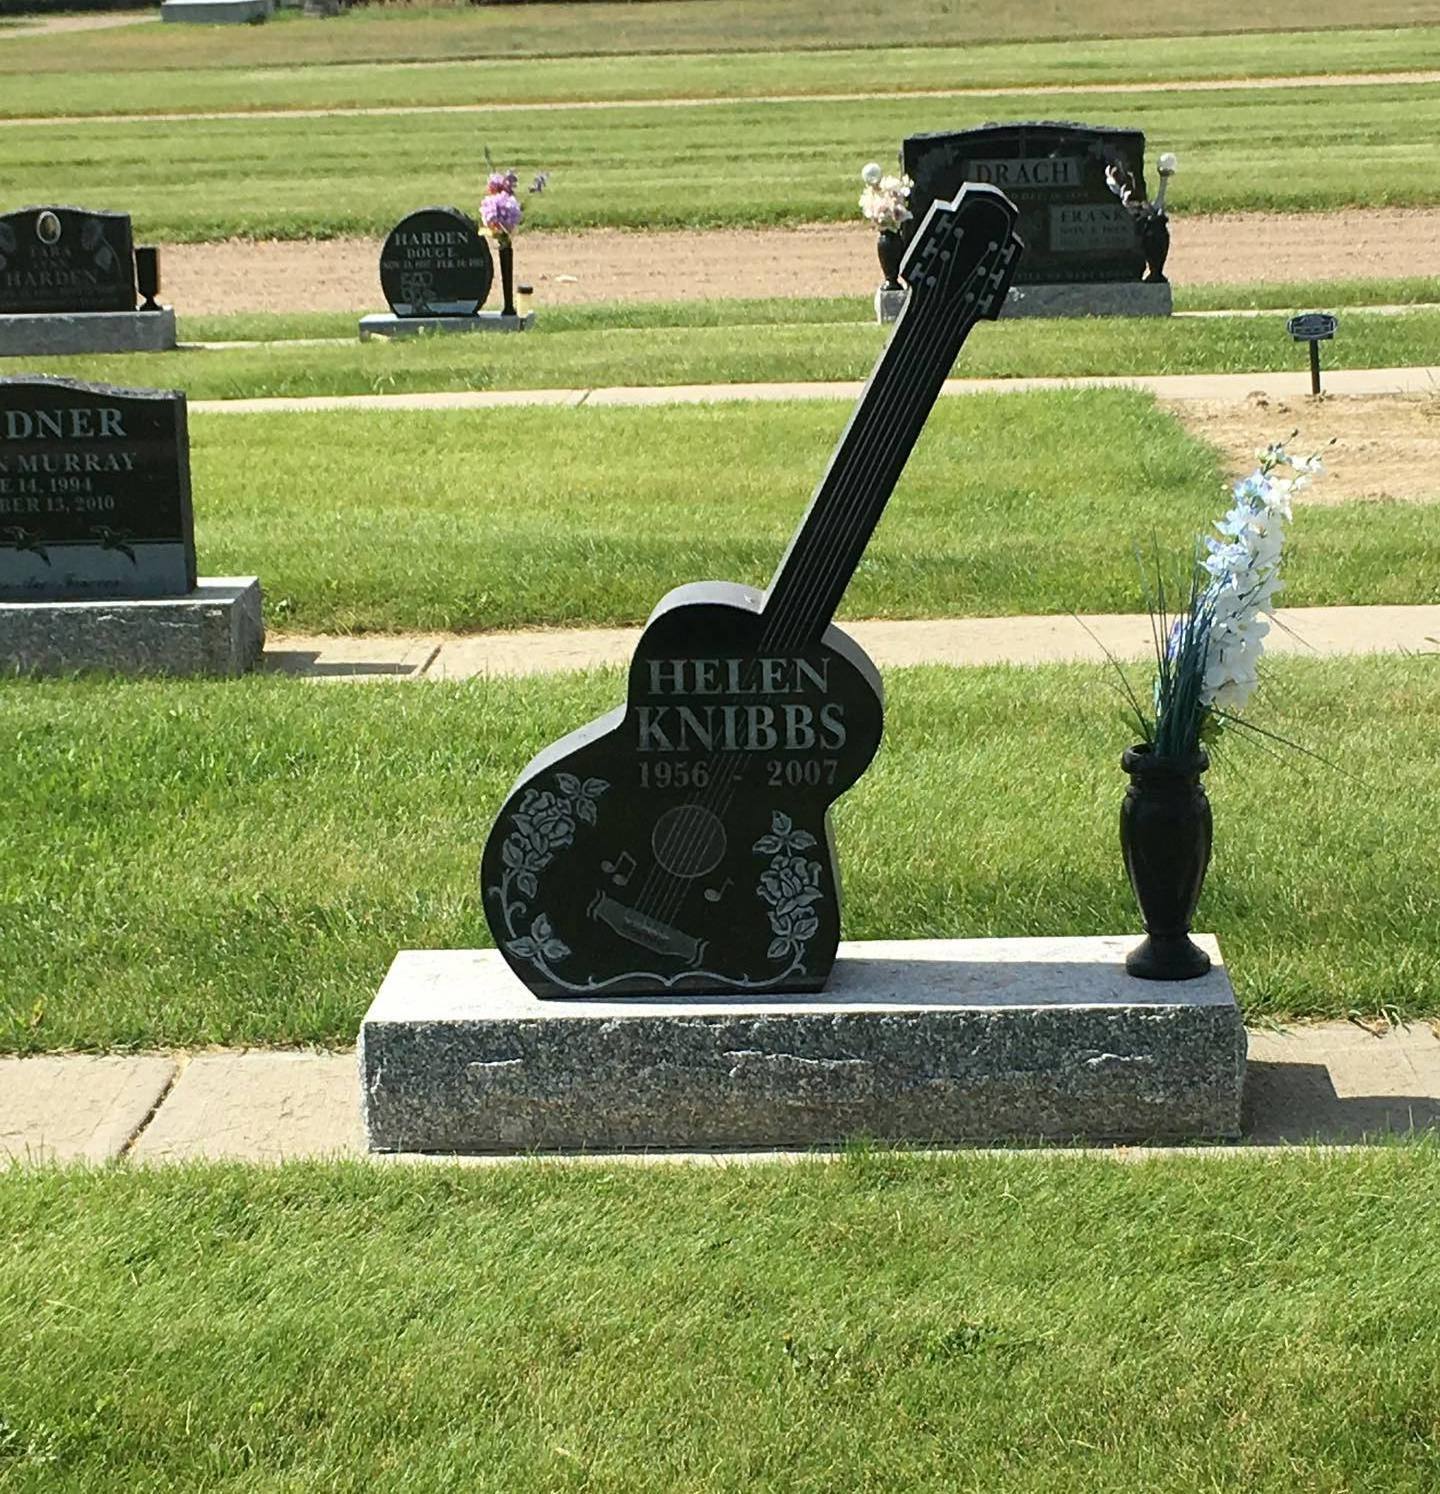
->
[861, 162, 884, 185]
[1158, 152, 1178, 174]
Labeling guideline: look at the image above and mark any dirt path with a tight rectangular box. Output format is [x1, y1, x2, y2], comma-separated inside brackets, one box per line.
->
[0, 10, 152, 38]
[1171, 394, 1440, 505]
[163, 208, 1440, 316]
[7, 68, 1439, 127]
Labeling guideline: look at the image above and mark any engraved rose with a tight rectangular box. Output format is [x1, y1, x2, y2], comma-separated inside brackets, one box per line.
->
[758, 854, 823, 918]
[513, 789, 575, 856]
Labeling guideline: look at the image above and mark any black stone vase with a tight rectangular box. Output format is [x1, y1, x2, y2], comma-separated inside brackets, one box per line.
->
[1120, 745, 1213, 980]
[498, 240, 517, 316]
[876, 229, 905, 290]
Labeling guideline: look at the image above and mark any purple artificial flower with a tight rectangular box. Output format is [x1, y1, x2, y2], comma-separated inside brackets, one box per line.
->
[480, 191, 523, 237]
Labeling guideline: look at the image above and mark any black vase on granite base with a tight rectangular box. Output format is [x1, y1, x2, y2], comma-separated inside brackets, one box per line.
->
[1120, 745, 1213, 980]
[498, 241, 517, 317]
[876, 230, 905, 290]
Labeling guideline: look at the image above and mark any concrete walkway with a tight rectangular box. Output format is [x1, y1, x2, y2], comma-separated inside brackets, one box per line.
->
[3, 1022, 1438, 1164]
[192, 365, 1440, 417]
[263, 604, 1440, 682]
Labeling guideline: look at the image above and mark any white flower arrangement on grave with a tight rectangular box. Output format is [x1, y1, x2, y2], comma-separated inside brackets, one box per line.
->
[1120, 440, 1324, 758]
[857, 161, 914, 234]
[1109, 439, 1326, 983]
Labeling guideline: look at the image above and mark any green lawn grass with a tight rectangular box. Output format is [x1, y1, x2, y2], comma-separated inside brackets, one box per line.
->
[34, 306, 1440, 402]
[6, 80, 1438, 241]
[169, 277, 1440, 346]
[3, 656, 1439, 1052]
[6, 25, 1440, 116]
[162, 393, 1440, 634]
[2, 1151, 1440, 1490]
[3, 2, 1434, 77]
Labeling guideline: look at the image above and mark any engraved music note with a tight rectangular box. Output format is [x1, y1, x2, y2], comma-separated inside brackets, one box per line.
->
[601, 851, 636, 887]
[703, 878, 733, 904]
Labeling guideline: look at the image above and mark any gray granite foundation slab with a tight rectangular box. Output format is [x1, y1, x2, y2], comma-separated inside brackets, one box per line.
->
[358, 312, 535, 342]
[161, 0, 274, 21]
[0, 576, 263, 677]
[1001, 282, 1173, 318]
[360, 936, 1244, 1153]
[0, 308, 176, 358]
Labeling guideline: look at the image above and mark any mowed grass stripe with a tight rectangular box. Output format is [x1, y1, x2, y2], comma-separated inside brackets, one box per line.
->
[159, 393, 1440, 634]
[5, 27, 1440, 117]
[31, 307, 1440, 403]
[1, 1152, 1440, 1491]
[166, 278, 1440, 346]
[7, 82, 1439, 241]
[3, 656, 1439, 1052]
[3, 1, 1437, 75]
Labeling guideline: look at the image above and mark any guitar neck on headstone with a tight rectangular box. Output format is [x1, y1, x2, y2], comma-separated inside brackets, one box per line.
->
[760, 185, 1022, 649]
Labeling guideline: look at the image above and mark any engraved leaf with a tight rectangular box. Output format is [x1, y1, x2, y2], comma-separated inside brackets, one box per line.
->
[766, 937, 792, 961]
[582, 777, 609, 800]
[501, 836, 526, 869]
[507, 936, 538, 960]
[575, 797, 597, 826]
[516, 871, 538, 899]
[789, 829, 817, 850]
[753, 834, 782, 855]
[556, 772, 583, 799]
[540, 937, 571, 962]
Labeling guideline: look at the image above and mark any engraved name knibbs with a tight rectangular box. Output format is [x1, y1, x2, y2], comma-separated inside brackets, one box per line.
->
[636, 656, 847, 754]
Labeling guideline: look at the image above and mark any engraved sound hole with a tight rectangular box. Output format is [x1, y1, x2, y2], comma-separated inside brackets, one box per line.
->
[651, 805, 727, 880]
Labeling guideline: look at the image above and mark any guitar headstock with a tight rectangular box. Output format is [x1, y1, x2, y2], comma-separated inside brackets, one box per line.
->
[899, 183, 1024, 322]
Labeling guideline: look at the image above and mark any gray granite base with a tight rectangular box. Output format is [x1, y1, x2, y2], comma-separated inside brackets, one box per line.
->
[360, 936, 1244, 1153]
[161, 0, 274, 21]
[0, 308, 177, 358]
[875, 286, 906, 325]
[0, 576, 263, 677]
[358, 312, 535, 342]
[1000, 282, 1173, 319]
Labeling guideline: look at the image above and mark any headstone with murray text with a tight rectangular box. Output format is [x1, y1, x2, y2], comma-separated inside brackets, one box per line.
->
[0, 375, 262, 676]
[0, 376, 194, 601]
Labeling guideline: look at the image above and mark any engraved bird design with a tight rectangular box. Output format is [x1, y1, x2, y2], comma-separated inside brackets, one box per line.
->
[91, 526, 138, 564]
[3, 526, 51, 565]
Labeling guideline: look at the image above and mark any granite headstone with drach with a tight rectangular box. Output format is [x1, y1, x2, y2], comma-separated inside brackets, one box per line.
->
[0, 376, 261, 676]
[360, 184, 1246, 1155]
[359, 205, 532, 340]
[898, 122, 1176, 318]
[0, 205, 175, 356]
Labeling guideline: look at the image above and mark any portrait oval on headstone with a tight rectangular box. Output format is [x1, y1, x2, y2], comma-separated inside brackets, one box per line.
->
[379, 207, 494, 318]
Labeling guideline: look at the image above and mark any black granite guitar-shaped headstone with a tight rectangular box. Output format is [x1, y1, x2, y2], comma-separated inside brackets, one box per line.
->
[481, 183, 1023, 998]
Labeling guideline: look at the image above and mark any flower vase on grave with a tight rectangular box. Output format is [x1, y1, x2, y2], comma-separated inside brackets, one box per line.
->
[1119, 745, 1213, 981]
[876, 230, 905, 290]
[498, 241, 517, 317]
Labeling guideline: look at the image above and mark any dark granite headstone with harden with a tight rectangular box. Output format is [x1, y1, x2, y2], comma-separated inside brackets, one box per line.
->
[902, 122, 1149, 285]
[0, 376, 195, 601]
[0, 206, 137, 314]
[379, 206, 494, 318]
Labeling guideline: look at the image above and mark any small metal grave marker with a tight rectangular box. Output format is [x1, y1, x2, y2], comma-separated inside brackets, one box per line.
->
[1287, 311, 1339, 395]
